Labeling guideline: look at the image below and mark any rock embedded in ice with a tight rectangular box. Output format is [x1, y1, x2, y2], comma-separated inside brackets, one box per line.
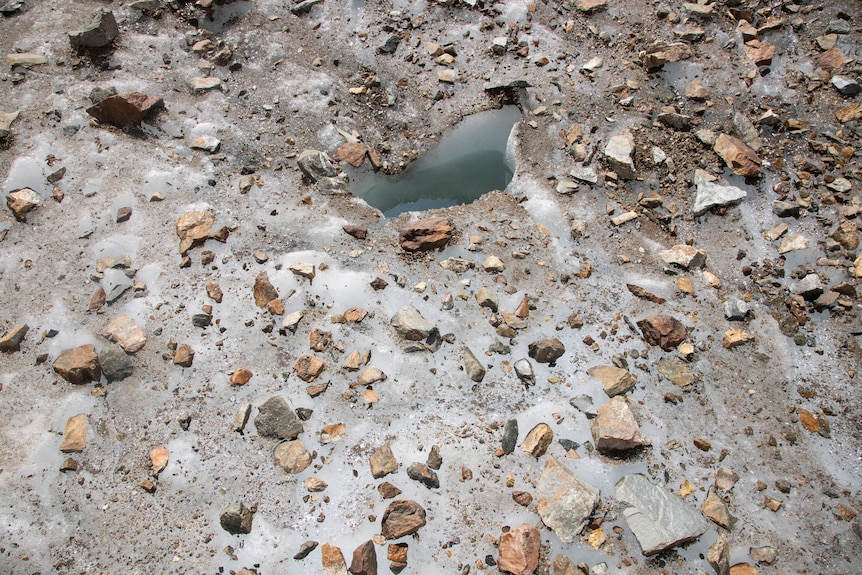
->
[294, 540, 319, 560]
[60, 414, 88, 453]
[150, 446, 169, 476]
[527, 337, 565, 364]
[176, 210, 213, 255]
[0, 324, 28, 352]
[569, 394, 597, 418]
[283, 310, 304, 333]
[232, 403, 252, 433]
[390, 305, 436, 340]
[722, 328, 754, 349]
[724, 296, 749, 321]
[615, 473, 708, 555]
[254, 396, 303, 439]
[552, 554, 581, 575]
[522, 423, 554, 458]
[229, 367, 253, 385]
[713, 133, 761, 177]
[6, 188, 41, 222]
[685, 79, 709, 101]
[790, 273, 823, 301]
[87, 92, 164, 126]
[637, 314, 687, 351]
[219, 502, 254, 535]
[343, 306, 368, 324]
[253, 271, 279, 307]
[587, 365, 637, 397]
[370, 441, 398, 478]
[590, 396, 648, 453]
[102, 315, 146, 353]
[381, 499, 427, 539]
[694, 180, 747, 216]
[0, 110, 19, 139]
[702, 486, 735, 529]
[342, 225, 367, 239]
[406, 462, 439, 489]
[749, 546, 777, 565]
[273, 439, 312, 474]
[536, 455, 600, 543]
[289, 263, 316, 282]
[357, 367, 386, 385]
[322, 543, 349, 575]
[69, 10, 118, 50]
[462, 346, 486, 382]
[513, 359, 535, 387]
[397, 217, 453, 252]
[497, 523, 540, 575]
[378, 482, 402, 499]
[53, 344, 101, 384]
[778, 233, 809, 254]
[658, 244, 706, 269]
[475, 287, 498, 312]
[188, 76, 221, 93]
[348, 540, 377, 575]
[708, 532, 730, 575]
[98, 343, 133, 382]
[173, 343, 194, 367]
[603, 130, 636, 180]
[440, 256, 475, 274]
[715, 467, 739, 492]
[294, 354, 326, 381]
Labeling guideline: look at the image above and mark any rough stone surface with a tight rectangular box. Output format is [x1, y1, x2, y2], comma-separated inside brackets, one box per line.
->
[462, 346, 486, 382]
[255, 396, 303, 439]
[98, 344, 133, 382]
[53, 344, 101, 384]
[381, 499, 426, 539]
[714, 133, 761, 177]
[528, 338, 565, 364]
[0, 324, 28, 352]
[253, 271, 279, 307]
[273, 439, 312, 474]
[658, 245, 706, 269]
[390, 305, 436, 340]
[497, 524, 540, 575]
[322, 543, 348, 575]
[398, 217, 453, 251]
[406, 462, 439, 489]
[694, 180, 747, 216]
[176, 210, 213, 255]
[536, 455, 601, 543]
[220, 502, 254, 535]
[588, 365, 637, 397]
[615, 473, 708, 555]
[86, 92, 164, 126]
[60, 414, 88, 452]
[69, 10, 118, 50]
[102, 315, 146, 353]
[591, 396, 648, 453]
[371, 442, 398, 478]
[638, 315, 687, 350]
[522, 423, 554, 458]
[604, 130, 636, 179]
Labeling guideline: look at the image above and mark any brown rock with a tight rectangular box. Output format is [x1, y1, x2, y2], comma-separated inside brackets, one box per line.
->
[715, 467, 739, 492]
[641, 43, 692, 70]
[206, 281, 223, 303]
[53, 344, 101, 384]
[722, 328, 754, 349]
[637, 315, 687, 350]
[150, 446, 169, 476]
[294, 354, 326, 382]
[388, 543, 408, 564]
[527, 338, 565, 364]
[176, 210, 213, 255]
[381, 499, 427, 539]
[266, 298, 285, 315]
[371, 442, 398, 478]
[522, 423, 554, 458]
[334, 142, 368, 167]
[658, 244, 707, 269]
[344, 306, 368, 324]
[797, 407, 820, 432]
[714, 134, 761, 177]
[406, 462, 439, 488]
[0, 324, 29, 352]
[498, 524, 540, 575]
[273, 439, 312, 474]
[552, 554, 581, 575]
[173, 343, 194, 367]
[831, 221, 859, 251]
[837, 103, 862, 123]
[588, 365, 636, 397]
[815, 48, 844, 72]
[230, 367, 253, 385]
[348, 540, 377, 575]
[590, 396, 648, 453]
[310, 328, 333, 352]
[306, 477, 328, 492]
[86, 92, 164, 126]
[89, 286, 106, 312]
[102, 315, 146, 353]
[729, 564, 759, 575]
[685, 79, 709, 101]
[289, 262, 316, 282]
[343, 225, 368, 239]
[702, 487, 735, 528]
[322, 543, 348, 575]
[626, 284, 666, 304]
[320, 422, 346, 444]
[743, 40, 775, 65]
[220, 502, 254, 535]
[398, 217, 453, 251]
[378, 482, 403, 499]
[60, 414, 88, 452]
[253, 271, 279, 307]
[6, 188, 41, 222]
[513, 491, 533, 506]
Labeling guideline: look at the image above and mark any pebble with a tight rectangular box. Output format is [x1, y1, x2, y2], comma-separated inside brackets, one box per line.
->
[497, 524, 540, 575]
[521, 423, 554, 458]
[59, 414, 88, 453]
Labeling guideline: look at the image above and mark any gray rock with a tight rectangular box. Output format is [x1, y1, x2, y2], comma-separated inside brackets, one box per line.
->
[513, 359, 536, 387]
[570, 165, 598, 184]
[69, 10, 118, 50]
[536, 455, 601, 543]
[439, 257, 475, 274]
[220, 502, 254, 534]
[501, 419, 518, 454]
[0, 110, 19, 140]
[0, 324, 28, 352]
[391, 305, 436, 341]
[406, 462, 439, 488]
[462, 346, 486, 382]
[298, 149, 337, 179]
[826, 19, 851, 35]
[604, 130, 636, 179]
[615, 474, 708, 555]
[254, 396, 304, 440]
[832, 76, 861, 96]
[189, 77, 221, 93]
[772, 200, 800, 218]
[99, 343, 133, 382]
[232, 403, 252, 433]
[426, 445, 442, 470]
[732, 111, 763, 152]
[693, 180, 747, 216]
[749, 545, 777, 565]
[791, 273, 823, 301]
[723, 296, 750, 321]
[569, 394, 598, 418]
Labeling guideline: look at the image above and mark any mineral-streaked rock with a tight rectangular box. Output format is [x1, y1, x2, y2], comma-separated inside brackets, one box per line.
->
[522, 423, 554, 458]
[536, 455, 600, 543]
[274, 439, 312, 473]
[69, 10, 118, 50]
[391, 305, 436, 340]
[60, 414, 88, 452]
[371, 441, 398, 478]
[102, 315, 146, 353]
[381, 499, 426, 539]
[694, 180, 747, 216]
[398, 217, 453, 251]
[6, 188, 41, 222]
[54, 344, 101, 384]
[604, 130, 636, 179]
[220, 502, 254, 534]
[615, 473, 708, 555]
[497, 524, 540, 575]
[591, 396, 648, 452]
[87, 92, 164, 126]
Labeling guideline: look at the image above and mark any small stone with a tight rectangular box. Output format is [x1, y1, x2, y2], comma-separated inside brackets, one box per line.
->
[54, 344, 101, 384]
[60, 458, 79, 472]
[282, 310, 304, 333]
[220, 502, 254, 535]
[87, 92, 164, 126]
[713, 134, 761, 177]
[371, 442, 398, 478]
[232, 403, 252, 432]
[289, 263, 316, 281]
[502, 419, 519, 455]
[832, 76, 861, 96]
[708, 532, 730, 575]
[176, 210, 213, 255]
[274, 439, 312, 474]
[749, 546, 777, 565]
[536, 455, 600, 543]
[230, 367, 253, 385]
[6, 52, 48, 66]
[150, 446, 169, 476]
[320, 423, 346, 444]
[348, 540, 377, 575]
[528, 338, 565, 364]
[778, 233, 810, 254]
[522, 423, 554, 458]
[513, 359, 536, 387]
[378, 482, 402, 499]
[6, 188, 41, 222]
[588, 365, 636, 397]
[255, 396, 303, 439]
[659, 244, 706, 269]
[60, 414, 88, 453]
[578, 0, 607, 12]
[702, 486, 735, 528]
[322, 543, 347, 575]
[426, 445, 442, 470]
[398, 217, 453, 251]
[294, 354, 326, 382]
[831, 221, 859, 251]
[475, 287, 498, 312]
[391, 305, 436, 340]
[69, 10, 118, 50]
[191, 135, 221, 153]
[638, 315, 687, 350]
[482, 255, 505, 273]
[722, 328, 754, 349]
[343, 225, 368, 239]
[685, 79, 709, 101]
[98, 344, 132, 382]
[253, 272, 279, 307]
[462, 347, 486, 382]
[173, 343, 194, 367]
[0, 324, 28, 352]
[591, 396, 648, 452]
[604, 130, 636, 180]
[497, 524, 540, 575]
[189, 76, 221, 93]
[294, 540, 319, 560]
[694, 181, 747, 216]
[512, 491, 533, 506]
[763, 495, 782, 512]
[381, 499, 426, 539]
[406, 462, 439, 489]
[343, 306, 368, 323]
[715, 467, 739, 492]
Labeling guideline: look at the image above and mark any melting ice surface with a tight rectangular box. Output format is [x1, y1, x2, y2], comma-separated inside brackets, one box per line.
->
[352, 106, 521, 217]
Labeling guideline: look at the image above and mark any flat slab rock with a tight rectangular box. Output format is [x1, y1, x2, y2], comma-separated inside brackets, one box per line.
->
[615, 473, 708, 555]
[536, 455, 600, 543]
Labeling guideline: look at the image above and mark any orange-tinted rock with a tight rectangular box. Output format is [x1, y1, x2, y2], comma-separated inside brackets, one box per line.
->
[230, 368, 253, 385]
[53, 344, 101, 384]
[498, 524, 540, 575]
[714, 134, 761, 177]
[334, 142, 368, 167]
[253, 271, 279, 307]
[637, 314, 687, 350]
[60, 414, 88, 452]
[398, 217, 453, 251]
[86, 92, 164, 126]
[294, 354, 326, 382]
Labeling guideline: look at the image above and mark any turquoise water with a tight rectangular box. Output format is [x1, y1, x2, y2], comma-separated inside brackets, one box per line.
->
[352, 106, 521, 217]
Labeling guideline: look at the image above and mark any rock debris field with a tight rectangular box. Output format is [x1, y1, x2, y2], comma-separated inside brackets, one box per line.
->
[1, 0, 861, 574]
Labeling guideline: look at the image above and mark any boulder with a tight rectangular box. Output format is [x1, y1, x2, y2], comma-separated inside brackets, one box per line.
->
[398, 217, 453, 251]
[53, 344, 101, 384]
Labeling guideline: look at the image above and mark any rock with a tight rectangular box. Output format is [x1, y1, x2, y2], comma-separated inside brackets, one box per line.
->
[294, 354, 326, 382]
[713, 134, 761, 177]
[60, 414, 88, 452]
[378, 482, 402, 499]
[638, 315, 687, 350]
[497, 524, 540, 575]
[398, 217, 453, 251]
[298, 149, 338, 179]
[334, 142, 368, 167]
[657, 109, 692, 131]
[191, 135, 221, 153]
[744, 40, 775, 65]
[371, 442, 398, 478]
[502, 419, 519, 455]
[348, 540, 377, 575]
[588, 365, 637, 397]
[440, 257, 475, 274]
[591, 396, 648, 452]
[322, 543, 348, 575]
[343, 225, 368, 239]
[832, 76, 861, 96]
[616, 474, 708, 555]
[343, 306, 368, 324]
[255, 396, 303, 439]
[724, 297, 750, 321]
[528, 338, 565, 364]
[604, 130, 636, 179]
[522, 423, 554, 458]
[702, 486, 735, 529]
[86, 92, 164, 126]
[253, 272, 279, 307]
[381, 499, 426, 539]
[69, 10, 118, 50]
[778, 233, 809, 254]
[6, 188, 41, 222]
[102, 315, 145, 353]
[0, 110, 20, 139]
[578, 0, 607, 12]
[220, 502, 254, 535]
[656, 357, 697, 387]
[0, 324, 28, 352]
[552, 554, 581, 575]
[6, 53, 48, 67]
[230, 367, 253, 385]
[475, 287, 498, 311]
[176, 210, 213, 255]
[391, 305, 436, 340]
[482, 255, 505, 273]
[98, 344, 133, 382]
[294, 540, 319, 560]
[357, 367, 386, 385]
[641, 43, 692, 70]
[790, 273, 823, 301]
[685, 79, 709, 101]
[627, 284, 666, 304]
[173, 343, 194, 367]
[570, 165, 598, 184]
[320, 423, 346, 445]
[289, 263, 316, 281]
[273, 439, 312, 474]
[406, 462, 439, 488]
[729, 564, 759, 575]
[513, 491, 533, 507]
[232, 403, 252, 433]
[462, 347, 486, 382]
[189, 76, 221, 93]
[569, 394, 598, 418]
[749, 546, 777, 565]
[694, 180, 747, 216]
[826, 19, 852, 34]
[150, 446, 169, 476]
[283, 310, 304, 333]
[658, 245, 706, 269]
[426, 445, 442, 470]
[831, 221, 859, 251]
[722, 328, 754, 349]
[513, 359, 536, 387]
[708, 532, 730, 575]
[54, 344, 101, 384]
[536, 455, 601, 543]
[715, 467, 739, 492]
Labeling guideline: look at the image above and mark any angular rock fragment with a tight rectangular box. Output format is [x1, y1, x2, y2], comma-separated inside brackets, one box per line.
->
[255, 396, 303, 439]
[702, 486, 735, 529]
[54, 344, 101, 384]
[87, 92, 164, 126]
[102, 315, 146, 353]
[69, 10, 118, 50]
[6, 188, 41, 222]
[498, 524, 540, 575]
[297, 149, 349, 195]
[322, 543, 348, 575]
[513, 359, 535, 387]
[641, 43, 692, 70]
[616, 473, 708, 555]
[502, 419, 519, 455]
[5, 53, 48, 67]
[189, 76, 221, 93]
[253, 271, 279, 307]
[294, 354, 326, 382]
[536, 455, 600, 543]
[637, 315, 687, 350]
[391, 305, 436, 340]
[348, 540, 377, 575]
[176, 210, 213, 255]
[381, 499, 426, 539]
[588, 365, 636, 397]
[274, 439, 312, 474]
[150, 446, 169, 476]
[220, 502, 254, 534]
[604, 130, 636, 179]
[173, 343, 194, 367]
[522, 423, 554, 458]
[371, 442, 398, 478]
[406, 462, 439, 488]
[60, 414, 88, 452]
[658, 244, 706, 269]
[0, 110, 19, 140]
[398, 217, 453, 251]
[723, 328, 754, 349]
[289, 263, 316, 282]
[591, 396, 648, 453]
[99, 344, 133, 382]
[694, 180, 747, 216]
[0, 324, 28, 352]
[528, 338, 565, 364]
[714, 134, 761, 177]
[462, 346, 486, 382]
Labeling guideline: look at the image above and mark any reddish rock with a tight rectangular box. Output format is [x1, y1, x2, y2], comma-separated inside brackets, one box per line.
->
[53, 344, 101, 384]
[334, 142, 368, 167]
[230, 368, 253, 385]
[498, 524, 540, 575]
[378, 482, 402, 499]
[89, 286, 106, 312]
[343, 225, 368, 239]
[714, 134, 761, 177]
[206, 281, 223, 303]
[294, 354, 326, 382]
[512, 491, 533, 506]
[381, 499, 427, 539]
[637, 314, 687, 351]
[60, 414, 88, 452]
[102, 315, 146, 353]
[398, 217, 453, 251]
[253, 271, 279, 307]
[86, 92, 164, 126]
[150, 446, 169, 476]
[348, 540, 377, 575]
